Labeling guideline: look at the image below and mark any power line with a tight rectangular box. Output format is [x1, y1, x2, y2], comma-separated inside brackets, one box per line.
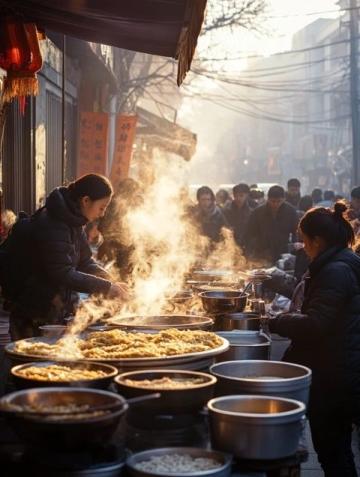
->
[214, 54, 351, 78]
[217, 66, 350, 85]
[182, 81, 350, 120]
[263, 5, 359, 19]
[194, 37, 354, 62]
[190, 68, 350, 94]
[204, 97, 351, 125]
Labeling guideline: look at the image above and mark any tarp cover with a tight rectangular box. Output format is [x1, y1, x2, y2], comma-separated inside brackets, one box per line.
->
[136, 106, 196, 160]
[1, 0, 207, 84]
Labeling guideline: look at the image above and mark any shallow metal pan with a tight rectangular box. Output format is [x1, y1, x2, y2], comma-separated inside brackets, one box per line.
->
[5, 336, 229, 369]
[126, 447, 232, 477]
[11, 360, 118, 390]
[107, 314, 213, 331]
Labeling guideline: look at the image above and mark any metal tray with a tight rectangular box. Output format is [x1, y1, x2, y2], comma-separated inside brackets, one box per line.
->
[191, 269, 240, 282]
[107, 315, 213, 331]
[5, 336, 229, 369]
[126, 447, 232, 477]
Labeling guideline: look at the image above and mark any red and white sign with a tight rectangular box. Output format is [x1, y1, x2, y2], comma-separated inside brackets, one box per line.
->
[110, 115, 137, 187]
[78, 112, 109, 177]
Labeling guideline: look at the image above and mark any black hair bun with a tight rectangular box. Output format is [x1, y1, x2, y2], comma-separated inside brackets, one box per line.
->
[334, 201, 347, 217]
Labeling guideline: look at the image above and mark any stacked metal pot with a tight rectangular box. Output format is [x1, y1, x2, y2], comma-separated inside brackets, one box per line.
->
[0, 269, 313, 474]
[190, 268, 312, 462]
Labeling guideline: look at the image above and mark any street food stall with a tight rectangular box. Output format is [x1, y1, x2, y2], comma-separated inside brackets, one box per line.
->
[0, 2, 311, 476]
[0, 267, 311, 476]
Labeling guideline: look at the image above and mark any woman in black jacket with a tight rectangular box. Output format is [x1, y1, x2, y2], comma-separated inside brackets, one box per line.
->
[9, 174, 128, 340]
[269, 202, 360, 477]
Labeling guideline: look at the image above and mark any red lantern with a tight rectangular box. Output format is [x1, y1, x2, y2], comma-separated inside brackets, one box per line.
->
[0, 17, 43, 114]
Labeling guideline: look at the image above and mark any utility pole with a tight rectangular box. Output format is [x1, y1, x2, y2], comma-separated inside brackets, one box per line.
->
[350, 0, 360, 186]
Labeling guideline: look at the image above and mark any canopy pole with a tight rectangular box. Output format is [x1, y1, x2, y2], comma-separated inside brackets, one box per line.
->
[61, 34, 66, 183]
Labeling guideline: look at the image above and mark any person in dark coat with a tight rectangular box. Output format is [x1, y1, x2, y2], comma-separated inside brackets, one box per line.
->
[244, 185, 298, 263]
[9, 174, 128, 340]
[348, 186, 360, 221]
[97, 178, 141, 280]
[215, 188, 231, 209]
[297, 195, 313, 217]
[268, 203, 360, 477]
[192, 186, 229, 242]
[224, 183, 253, 247]
[264, 247, 310, 300]
[311, 188, 323, 205]
[285, 178, 301, 208]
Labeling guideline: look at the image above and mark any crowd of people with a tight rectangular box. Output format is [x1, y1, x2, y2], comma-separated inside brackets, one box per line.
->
[190, 178, 360, 265]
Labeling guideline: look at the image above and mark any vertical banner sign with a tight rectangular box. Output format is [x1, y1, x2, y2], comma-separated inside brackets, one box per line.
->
[78, 112, 109, 177]
[110, 115, 137, 187]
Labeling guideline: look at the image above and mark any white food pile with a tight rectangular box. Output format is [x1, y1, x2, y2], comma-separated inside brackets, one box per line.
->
[135, 453, 221, 473]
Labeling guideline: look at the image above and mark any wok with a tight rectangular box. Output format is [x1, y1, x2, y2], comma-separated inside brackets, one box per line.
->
[199, 291, 248, 314]
[106, 314, 213, 331]
[11, 360, 118, 390]
[0, 387, 128, 450]
[214, 312, 260, 331]
[191, 269, 240, 282]
[194, 285, 241, 294]
[115, 369, 216, 415]
[39, 325, 67, 339]
[165, 290, 194, 304]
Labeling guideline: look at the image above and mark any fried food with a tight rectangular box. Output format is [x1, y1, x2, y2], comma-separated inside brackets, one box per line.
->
[123, 376, 206, 389]
[135, 454, 221, 473]
[13, 329, 223, 360]
[2, 402, 108, 420]
[15, 364, 108, 382]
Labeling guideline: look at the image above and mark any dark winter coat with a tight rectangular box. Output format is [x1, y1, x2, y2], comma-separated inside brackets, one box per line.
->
[269, 247, 360, 398]
[193, 205, 229, 242]
[224, 201, 252, 247]
[264, 249, 310, 299]
[15, 187, 111, 317]
[244, 202, 298, 263]
[285, 192, 301, 208]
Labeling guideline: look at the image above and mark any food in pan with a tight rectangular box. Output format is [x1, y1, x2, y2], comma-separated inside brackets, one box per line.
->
[15, 364, 108, 382]
[135, 453, 222, 473]
[13, 329, 223, 360]
[2, 402, 109, 420]
[123, 376, 206, 389]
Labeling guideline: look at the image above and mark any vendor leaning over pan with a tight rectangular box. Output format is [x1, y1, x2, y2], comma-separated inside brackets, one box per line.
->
[266, 202, 360, 477]
[4, 174, 128, 340]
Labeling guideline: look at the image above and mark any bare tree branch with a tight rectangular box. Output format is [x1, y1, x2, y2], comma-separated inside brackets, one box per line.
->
[203, 0, 266, 33]
[114, 0, 268, 113]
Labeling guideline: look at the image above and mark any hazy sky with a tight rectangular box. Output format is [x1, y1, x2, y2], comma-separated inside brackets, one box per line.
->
[255, 0, 339, 54]
[180, 0, 341, 184]
[196, 0, 340, 66]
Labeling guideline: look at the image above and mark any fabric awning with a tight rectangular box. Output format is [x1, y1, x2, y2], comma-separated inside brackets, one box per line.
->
[136, 106, 196, 161]
[0, 0, 207, 85]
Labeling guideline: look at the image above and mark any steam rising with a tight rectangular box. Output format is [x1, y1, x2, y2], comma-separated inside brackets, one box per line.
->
[56, 155, 247, 359]
[123, 158, 200, 315]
